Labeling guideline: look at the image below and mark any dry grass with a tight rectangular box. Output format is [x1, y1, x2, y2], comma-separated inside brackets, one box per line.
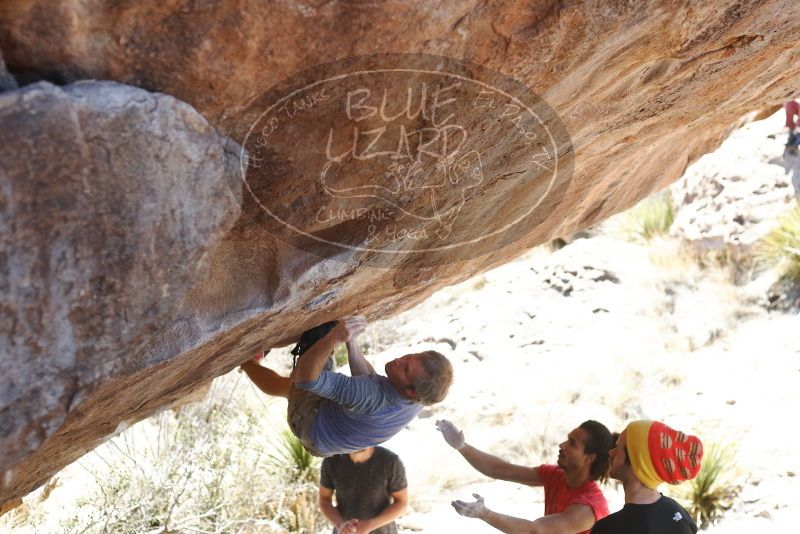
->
[608, 191, 676, 243]
[13, 376, 326, 534]
[755, 203, 800, 282]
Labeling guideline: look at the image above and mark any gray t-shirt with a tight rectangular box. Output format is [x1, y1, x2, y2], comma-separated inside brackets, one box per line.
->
[320, 447, 407, 534]
[297, 371, 422, 456]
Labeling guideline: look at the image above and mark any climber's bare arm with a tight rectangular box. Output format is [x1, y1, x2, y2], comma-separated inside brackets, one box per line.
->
[241, 359, 291, 398]
[346, 338, 375, 376]
[292, 317, 367, 384]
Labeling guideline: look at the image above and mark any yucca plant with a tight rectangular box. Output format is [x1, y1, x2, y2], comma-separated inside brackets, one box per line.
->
[266, 429, 319, 483]
[672, 442, 741, 529]
[755, 204, 800, 281]
[615, 190, 676, 242]
[263, 429, 322, 533]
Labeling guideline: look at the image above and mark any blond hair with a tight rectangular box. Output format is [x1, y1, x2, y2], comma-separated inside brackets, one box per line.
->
[412, 350, 453, 406]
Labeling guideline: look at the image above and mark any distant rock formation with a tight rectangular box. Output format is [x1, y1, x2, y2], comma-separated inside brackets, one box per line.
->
[671, 110, 800, 251]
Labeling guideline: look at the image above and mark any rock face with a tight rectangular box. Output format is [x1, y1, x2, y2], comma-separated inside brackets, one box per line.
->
[1, 0, 800, 509]
[0, 81, 240, 505]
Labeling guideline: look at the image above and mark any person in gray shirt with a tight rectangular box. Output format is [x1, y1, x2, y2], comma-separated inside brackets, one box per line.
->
[241, 317, 453, 456]
[319, 446, 408, 534]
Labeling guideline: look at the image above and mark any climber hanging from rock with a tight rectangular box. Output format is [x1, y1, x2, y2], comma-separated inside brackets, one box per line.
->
[240, 317, 453, 457]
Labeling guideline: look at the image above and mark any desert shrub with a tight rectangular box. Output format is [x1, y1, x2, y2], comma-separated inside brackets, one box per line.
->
[54, 381, 323, 534]
[671, 442, 741, 530]
[265, 483, 321, 534]
[267, 429, 319, 484]
[333, 343, 349, 368]
[471, 275, 489, 290]
[613, 190, 676, 242]
[755, 203, 800, 282]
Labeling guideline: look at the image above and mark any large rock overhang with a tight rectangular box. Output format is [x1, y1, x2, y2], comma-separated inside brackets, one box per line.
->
[1, 0, 800, 508]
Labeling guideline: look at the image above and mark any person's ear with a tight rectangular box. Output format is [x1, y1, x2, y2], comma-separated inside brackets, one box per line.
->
[585, 452, 596, 467]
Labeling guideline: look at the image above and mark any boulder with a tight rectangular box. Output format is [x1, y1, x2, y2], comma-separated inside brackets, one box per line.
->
[1, 0, 800, 508]
[0, 81, 240, 506]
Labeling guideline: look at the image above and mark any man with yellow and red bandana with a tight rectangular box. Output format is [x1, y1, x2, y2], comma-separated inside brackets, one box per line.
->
[592, 420, 703, 534]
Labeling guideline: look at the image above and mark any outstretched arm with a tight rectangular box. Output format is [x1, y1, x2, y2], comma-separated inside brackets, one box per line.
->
[436, 420, 541, 486]
[459, 445, 542, 486]
[292, 317, 366, 384]
[453, 495, 596, 534]
[346, 338, 375, 376]
[240, 359, 290, 398]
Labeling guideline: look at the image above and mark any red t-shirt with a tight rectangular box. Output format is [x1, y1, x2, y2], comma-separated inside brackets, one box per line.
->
[538, 464, 609, 534]
[785, 100, 800, 129]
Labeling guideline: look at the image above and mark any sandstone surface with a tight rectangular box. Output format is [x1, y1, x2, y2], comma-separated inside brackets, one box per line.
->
[1, 0, 800, 508]
[0, 81, 240, 505]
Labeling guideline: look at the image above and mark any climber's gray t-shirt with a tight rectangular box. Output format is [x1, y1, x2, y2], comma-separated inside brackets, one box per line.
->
[296, 371, 422, 456]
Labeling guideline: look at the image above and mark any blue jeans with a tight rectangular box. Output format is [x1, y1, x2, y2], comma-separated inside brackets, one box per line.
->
[787, 129, 800, 147]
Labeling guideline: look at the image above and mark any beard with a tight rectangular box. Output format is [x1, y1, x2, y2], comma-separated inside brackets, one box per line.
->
[608, 463, 622, 481]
